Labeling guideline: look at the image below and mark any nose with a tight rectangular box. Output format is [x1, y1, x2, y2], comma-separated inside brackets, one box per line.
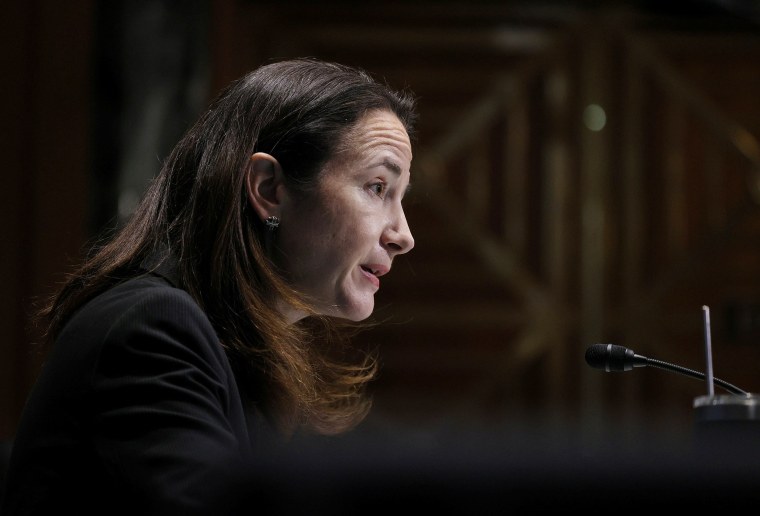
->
[382, 207, 415, 255]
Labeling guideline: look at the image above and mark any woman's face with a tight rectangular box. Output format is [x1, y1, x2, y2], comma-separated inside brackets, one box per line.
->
[277, 109, 415, 322]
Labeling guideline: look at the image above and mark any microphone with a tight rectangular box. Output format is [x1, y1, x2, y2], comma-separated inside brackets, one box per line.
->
[585, 343, 747, 395]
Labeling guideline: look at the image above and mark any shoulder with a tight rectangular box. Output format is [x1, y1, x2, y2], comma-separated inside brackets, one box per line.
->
[51, 274, 247, 423]
[86, 273, 205, 323]
[70, 274, 213, 339]
[56, 274, 228, 378]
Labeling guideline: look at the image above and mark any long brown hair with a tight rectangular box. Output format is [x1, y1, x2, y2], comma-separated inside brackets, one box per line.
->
[41, 58, 418, 436]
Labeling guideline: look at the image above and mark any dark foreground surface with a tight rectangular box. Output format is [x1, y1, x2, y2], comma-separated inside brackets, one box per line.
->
[240, 420, 760, 514]
[3, 419, 757, 514]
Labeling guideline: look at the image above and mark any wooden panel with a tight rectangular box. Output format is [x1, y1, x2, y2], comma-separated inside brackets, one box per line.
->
[0, 1, 93, 439]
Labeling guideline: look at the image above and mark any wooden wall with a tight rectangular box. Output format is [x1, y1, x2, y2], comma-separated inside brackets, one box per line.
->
[1, 1, 93, 439]
[3, 0, 760, 447]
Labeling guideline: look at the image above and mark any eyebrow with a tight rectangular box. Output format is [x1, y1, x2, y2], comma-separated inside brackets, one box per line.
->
[380, 158, 402, 176]
[379, 158, 413, 195]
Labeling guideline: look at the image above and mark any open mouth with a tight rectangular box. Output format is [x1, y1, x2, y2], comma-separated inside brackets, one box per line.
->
[361, 265, 378, 276]
[360, 265, 381, 288]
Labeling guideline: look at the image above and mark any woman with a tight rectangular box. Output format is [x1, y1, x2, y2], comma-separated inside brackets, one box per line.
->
[2, 58, 417, 515]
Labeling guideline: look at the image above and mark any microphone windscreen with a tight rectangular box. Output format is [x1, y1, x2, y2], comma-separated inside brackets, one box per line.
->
[584, 344, 610, 369]
[585, 343, 634, 371]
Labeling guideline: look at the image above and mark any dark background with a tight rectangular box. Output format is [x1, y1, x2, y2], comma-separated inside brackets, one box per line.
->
[4, 0, 760, 504]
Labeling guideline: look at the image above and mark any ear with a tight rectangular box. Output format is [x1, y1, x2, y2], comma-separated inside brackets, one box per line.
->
[245, 152, 285, 221]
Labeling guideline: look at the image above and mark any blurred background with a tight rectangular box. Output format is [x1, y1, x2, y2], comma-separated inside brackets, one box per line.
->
[3, 0, 760, 470]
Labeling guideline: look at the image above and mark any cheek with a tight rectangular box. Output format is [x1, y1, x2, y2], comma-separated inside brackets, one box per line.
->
[279, 187, 381, 268]
[277, 207, 342, 271]
[329, 207, 376, 245]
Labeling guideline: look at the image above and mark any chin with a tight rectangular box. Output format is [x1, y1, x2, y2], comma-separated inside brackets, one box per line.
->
[335, 299, 374, 321]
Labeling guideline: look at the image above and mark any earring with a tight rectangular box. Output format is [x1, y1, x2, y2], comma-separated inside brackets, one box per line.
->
[264, 215, 280, 231]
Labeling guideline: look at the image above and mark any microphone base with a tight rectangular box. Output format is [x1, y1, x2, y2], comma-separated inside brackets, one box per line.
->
[693, 394, 760, 454]
[694, 393, 760, 421]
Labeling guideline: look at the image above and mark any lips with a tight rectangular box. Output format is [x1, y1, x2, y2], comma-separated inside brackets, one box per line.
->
[360, 263, 388, 289]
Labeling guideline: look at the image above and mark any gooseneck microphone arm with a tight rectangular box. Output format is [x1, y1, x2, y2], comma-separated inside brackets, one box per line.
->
[585, 343, 748, 396]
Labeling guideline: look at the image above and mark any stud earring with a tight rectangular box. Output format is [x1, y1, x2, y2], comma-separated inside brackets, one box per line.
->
[264, 215, 280, 231]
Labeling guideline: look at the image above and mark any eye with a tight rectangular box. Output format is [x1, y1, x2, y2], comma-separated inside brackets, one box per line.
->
[368, 181, 387, 199]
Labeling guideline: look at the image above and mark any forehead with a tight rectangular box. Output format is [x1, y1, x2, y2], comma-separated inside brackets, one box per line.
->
[338, 110, 412, 163]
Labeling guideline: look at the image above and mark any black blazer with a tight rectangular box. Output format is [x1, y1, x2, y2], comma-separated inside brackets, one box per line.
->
[1, 262, 261, 515]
